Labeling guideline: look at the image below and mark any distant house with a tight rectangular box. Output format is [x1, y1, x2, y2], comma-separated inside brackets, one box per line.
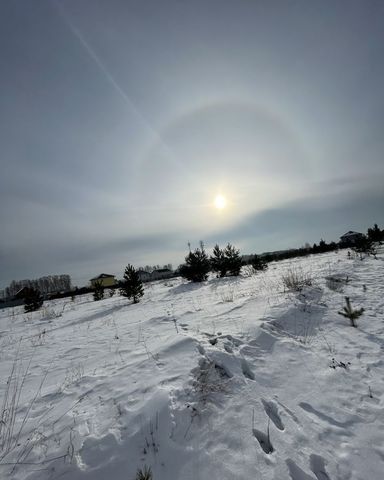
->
[339, 231, 364, 246]
[136, 270, 152, 282]
[90, 274, 116, 288]
[151, 268, 174, 281]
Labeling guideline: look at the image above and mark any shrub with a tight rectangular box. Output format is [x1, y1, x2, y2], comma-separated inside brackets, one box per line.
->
[24, 288, 43, 312]
[120, 264, 144, 303]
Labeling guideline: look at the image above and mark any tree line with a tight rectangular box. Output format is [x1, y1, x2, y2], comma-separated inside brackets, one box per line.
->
[7, 222, 384, 312]
[177, 222, 384, 282]
[5, 275, 72, 298]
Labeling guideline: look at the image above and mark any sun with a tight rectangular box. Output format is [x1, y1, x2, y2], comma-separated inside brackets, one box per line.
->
[214, 194, 227, 210]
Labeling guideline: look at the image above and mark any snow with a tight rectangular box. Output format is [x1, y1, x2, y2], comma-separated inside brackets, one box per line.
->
[1, 249, 384, 480]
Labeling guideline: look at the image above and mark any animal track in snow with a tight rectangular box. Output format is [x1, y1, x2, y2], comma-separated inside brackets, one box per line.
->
[261, 399, 284, 430]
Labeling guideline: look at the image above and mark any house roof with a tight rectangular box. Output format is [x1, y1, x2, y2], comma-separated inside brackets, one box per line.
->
[153, 268, 172, 273]
[340, 231, 363, 238]
[90, 273, 115, 281]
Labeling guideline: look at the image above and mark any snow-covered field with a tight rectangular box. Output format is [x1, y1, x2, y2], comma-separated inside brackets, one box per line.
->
[1, 249, 384, 480]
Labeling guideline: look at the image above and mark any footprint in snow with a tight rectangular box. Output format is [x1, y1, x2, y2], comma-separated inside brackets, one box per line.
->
[241, 358, 255, 380]
[299, 402, 354, 429]
[252, 428, 274, 454]
[286, 459, 316, 480]
[275, 399, 301, 425]
[196, 343, 205, 355]
[261, 399, 285, 430]
[223, 334, 243, 347]
[223, 342, 233, 353]
[309, 454, 332, 480]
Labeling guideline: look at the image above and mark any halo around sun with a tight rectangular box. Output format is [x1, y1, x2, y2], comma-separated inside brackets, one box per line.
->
[214, 194, 227, 209]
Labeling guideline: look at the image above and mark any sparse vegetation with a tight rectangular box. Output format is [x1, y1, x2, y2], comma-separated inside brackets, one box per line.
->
[281, 267, 312, 292]
[0, 354, 48, 467]
[192, 358, 230, 403]
[219, 285, 236, 303]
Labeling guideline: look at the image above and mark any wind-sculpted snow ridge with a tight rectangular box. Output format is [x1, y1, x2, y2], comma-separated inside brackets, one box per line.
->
[0, 250, 384, 479]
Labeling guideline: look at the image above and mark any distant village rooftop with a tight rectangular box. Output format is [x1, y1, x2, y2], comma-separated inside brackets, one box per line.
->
[90, 273, 115, 281]
[340, 231, 363, 238]
[90, 274, 116, 288]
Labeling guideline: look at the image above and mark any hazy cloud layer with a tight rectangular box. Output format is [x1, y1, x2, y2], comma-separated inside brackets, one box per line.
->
[1, 0, 383, 287]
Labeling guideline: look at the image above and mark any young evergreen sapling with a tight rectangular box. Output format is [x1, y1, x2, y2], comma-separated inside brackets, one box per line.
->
[120, 264, 144, 303]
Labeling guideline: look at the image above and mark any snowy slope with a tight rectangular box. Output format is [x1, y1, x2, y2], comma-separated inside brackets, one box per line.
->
[1, 249, 384, 480]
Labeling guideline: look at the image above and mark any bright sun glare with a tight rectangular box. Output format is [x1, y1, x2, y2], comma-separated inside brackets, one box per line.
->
[214, 194, 227, 210]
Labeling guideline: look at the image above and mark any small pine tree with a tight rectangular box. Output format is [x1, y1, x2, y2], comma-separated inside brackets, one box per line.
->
[24, 288, 43, 313]
[352, 235, 377, 259]
[180, 243, 210, 282]
[120, 264, 144, 303]
[224, 243, 242, 276]
[338, 296, 364, 327]
[93, 281, 104, 301]
[136, 466, 152, 480]
[250, 254, 268, 272]
[318, 239, 328, 253]
[367, 223, 383, 242]
[210, 244, 227, 277]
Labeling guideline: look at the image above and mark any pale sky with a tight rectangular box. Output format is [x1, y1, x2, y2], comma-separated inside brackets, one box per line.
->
[1, 0, 384, 288]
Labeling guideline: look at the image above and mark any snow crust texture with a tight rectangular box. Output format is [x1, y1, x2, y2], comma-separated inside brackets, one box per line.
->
[1, 249, 384, 479]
